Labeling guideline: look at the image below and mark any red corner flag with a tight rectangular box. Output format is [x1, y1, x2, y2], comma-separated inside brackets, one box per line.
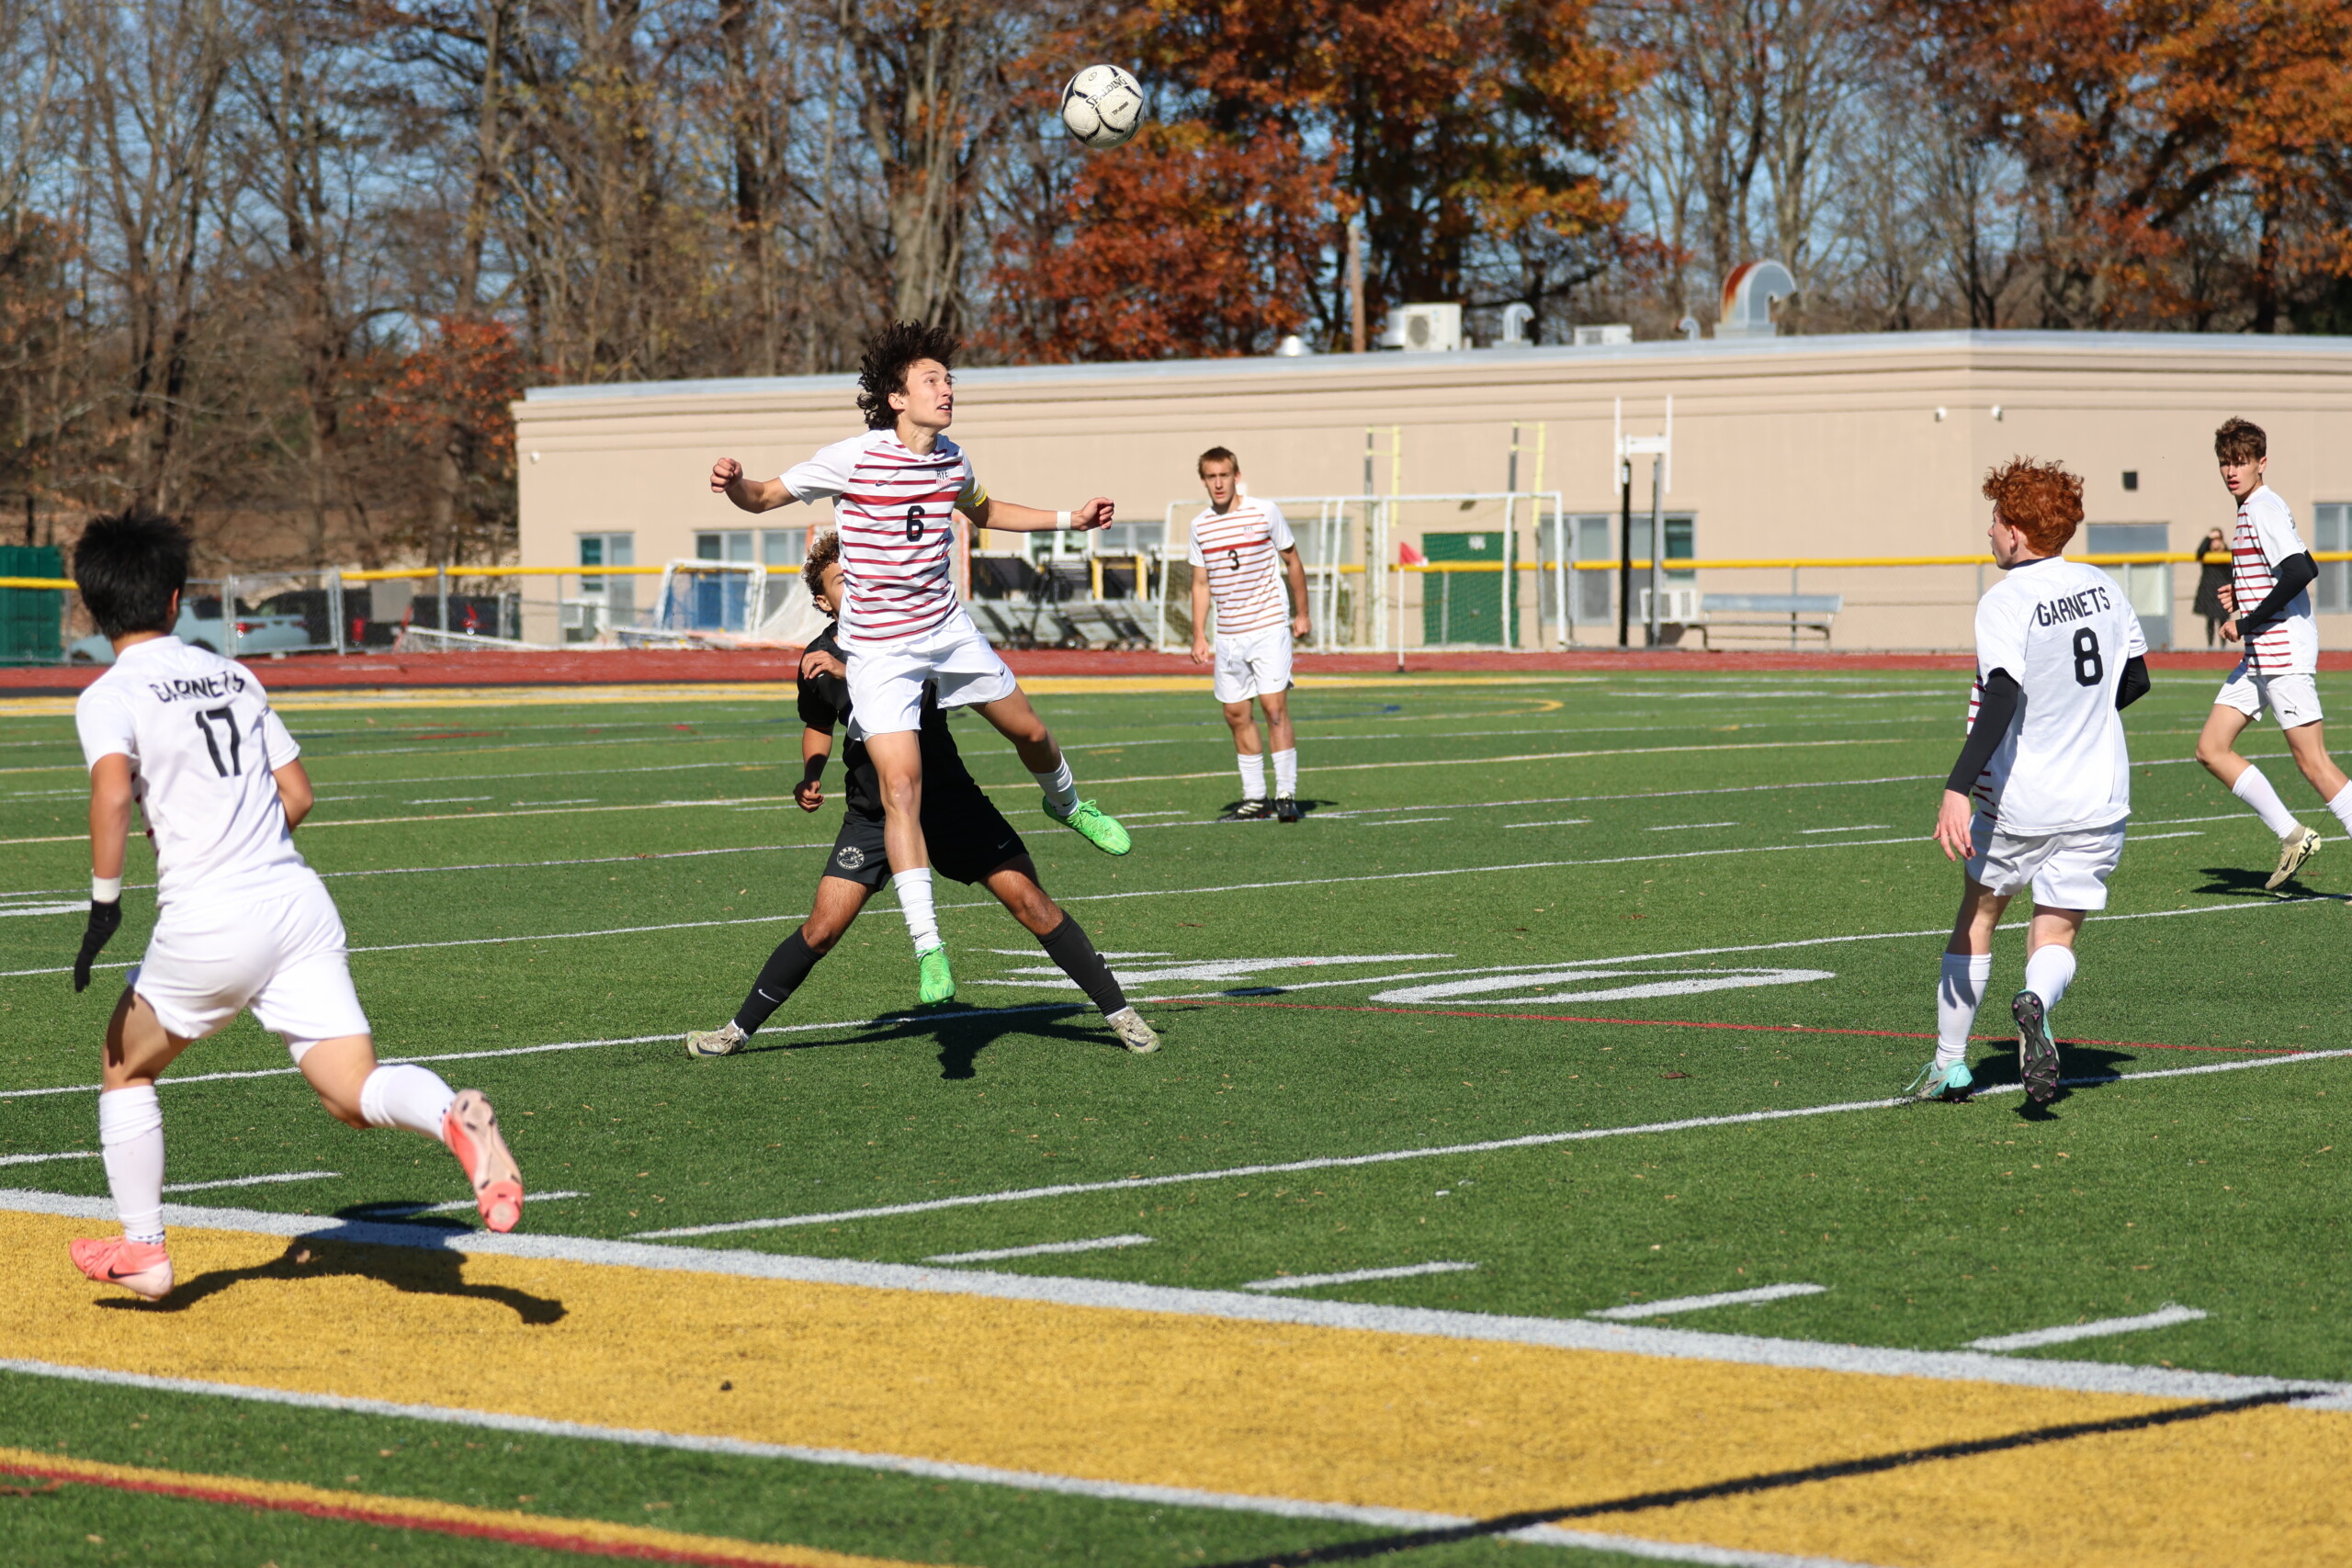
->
[1397, 539, 1427, 566]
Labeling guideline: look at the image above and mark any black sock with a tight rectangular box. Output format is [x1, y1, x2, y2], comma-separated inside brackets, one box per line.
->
[1038, 914, 1128, 1016]
[734, 931, 822, 1033]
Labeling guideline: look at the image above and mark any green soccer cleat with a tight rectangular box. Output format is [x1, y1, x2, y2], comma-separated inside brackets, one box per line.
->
[917, 944, 956, 1005]
[1903, 1059, 1974, 1101]
[1050, 798, 1131, 855]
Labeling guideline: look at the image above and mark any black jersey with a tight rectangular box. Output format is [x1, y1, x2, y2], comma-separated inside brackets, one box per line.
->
[797, 623, 985, 819]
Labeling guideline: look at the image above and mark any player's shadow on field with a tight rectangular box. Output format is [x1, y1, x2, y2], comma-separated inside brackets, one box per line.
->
[1213, 796, 1336, 819]
[741, 1003, 1132, 1080]
[2192, 863, 2324, 899]
[96, 1218, 565, 1325]
[1962, 1041, 2135, 1120]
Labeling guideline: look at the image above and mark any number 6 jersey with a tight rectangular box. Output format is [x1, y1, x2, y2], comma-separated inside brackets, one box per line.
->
[1963, 556, 2149, 835]
[781, 430, 989, 648]
[74, 637, 308, 908]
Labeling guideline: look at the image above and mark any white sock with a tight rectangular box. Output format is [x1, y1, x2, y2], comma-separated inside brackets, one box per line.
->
[2233, 764, 2302, 839]
[2024, 944, 2077, 1013]
[357, 1064, 457, 1139]
[1935, 953, 1991, 1068]
[2328, 782, 2352, 836]
[98, 1085, 165, 1244]
[1237, 752, 1267, 801]
[1033, 759, 1078, 818]
[1272, 748, 1298, 798]
[894, 867, 940, 951]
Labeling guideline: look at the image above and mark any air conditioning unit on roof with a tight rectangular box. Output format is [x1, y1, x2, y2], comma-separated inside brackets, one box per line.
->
[1377, 303, 1462, 353]
[1574, 323, 1634, 346]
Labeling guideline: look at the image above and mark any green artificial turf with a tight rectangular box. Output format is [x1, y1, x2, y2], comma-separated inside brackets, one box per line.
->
[2, 667, 2347, 1563]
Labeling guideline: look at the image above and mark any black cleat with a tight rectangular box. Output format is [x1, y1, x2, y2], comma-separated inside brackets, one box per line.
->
[1220, 799, 1275, 822]
[2013, 989, 2059, 1104]
[1274, 795, 1302, 823]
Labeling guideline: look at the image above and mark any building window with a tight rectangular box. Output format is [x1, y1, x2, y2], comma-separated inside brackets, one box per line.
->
[571, 531, 635, 640]
[695, 530, 753, 563]
[1092, 520, 1166, 556]
[2315, 503, 2349, 614]
[761, 528, 807, 568]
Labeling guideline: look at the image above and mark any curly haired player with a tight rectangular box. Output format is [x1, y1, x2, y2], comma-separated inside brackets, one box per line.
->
[1914, 459, 2150, 1106]
[710, 321, 1130, 1008]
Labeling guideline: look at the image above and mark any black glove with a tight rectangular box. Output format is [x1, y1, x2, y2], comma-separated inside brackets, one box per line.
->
[74, 899, 121, 993]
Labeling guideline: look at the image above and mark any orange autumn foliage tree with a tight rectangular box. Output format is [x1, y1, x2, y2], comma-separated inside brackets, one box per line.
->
[992, 0, 1641, 360]
[359, 318, 529, 565]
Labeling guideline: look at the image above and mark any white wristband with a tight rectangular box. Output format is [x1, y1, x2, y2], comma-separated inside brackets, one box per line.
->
[1056, 510, 1072, 528]
[93, 875, 121, 903]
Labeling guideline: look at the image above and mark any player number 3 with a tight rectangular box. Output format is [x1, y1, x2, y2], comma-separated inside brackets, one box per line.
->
[2072, 626, 2103, 687]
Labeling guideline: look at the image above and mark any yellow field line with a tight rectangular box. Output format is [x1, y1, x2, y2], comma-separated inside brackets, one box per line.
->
[0, 1444, 933, 1566]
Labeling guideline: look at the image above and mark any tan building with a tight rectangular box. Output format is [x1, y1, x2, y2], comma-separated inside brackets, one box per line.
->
[513, 330, 2352, 652]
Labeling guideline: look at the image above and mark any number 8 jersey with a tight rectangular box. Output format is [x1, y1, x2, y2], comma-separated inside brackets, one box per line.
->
[1963, 556, 2149, 835]
[782, 430, 988, 648]
[74, 637, 309, 907]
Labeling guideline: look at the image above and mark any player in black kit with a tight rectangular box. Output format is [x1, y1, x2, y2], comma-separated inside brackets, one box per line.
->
[684, 534, 1160, 1057]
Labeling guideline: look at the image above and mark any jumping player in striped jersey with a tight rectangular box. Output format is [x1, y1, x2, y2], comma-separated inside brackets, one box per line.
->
[2193, 416, 2352, 889]
[1187, 447, 1310, 822]
[710, 321, 1129, 1006]
[1914, 459, 2150, 1106]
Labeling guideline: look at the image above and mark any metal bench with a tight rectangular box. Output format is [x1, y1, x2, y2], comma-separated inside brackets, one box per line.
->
[1693, 592, 1844, 648]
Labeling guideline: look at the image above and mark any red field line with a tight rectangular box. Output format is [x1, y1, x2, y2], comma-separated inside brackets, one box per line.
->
[1168, 997, 2300, 1055]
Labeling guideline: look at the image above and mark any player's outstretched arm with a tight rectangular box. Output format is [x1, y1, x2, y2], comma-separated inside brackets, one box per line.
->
[966, 496, 1114, 534]
[274, 760, 315, 829]
[710, 457, 793, 513]
[77, 754, 133, 991]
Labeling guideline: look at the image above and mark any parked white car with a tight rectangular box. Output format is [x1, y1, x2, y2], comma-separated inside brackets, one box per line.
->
[66, 595, 312, 664]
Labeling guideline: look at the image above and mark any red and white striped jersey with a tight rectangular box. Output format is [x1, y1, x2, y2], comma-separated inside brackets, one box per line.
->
[2231, 485, 2317, 675]
[781, 432, 987, 646]
[1185, 498, 1295, 637]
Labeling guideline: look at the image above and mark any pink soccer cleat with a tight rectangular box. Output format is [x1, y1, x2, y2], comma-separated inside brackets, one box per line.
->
[70, 1236, 174, 1301]
[441, 1089, 525, 1233]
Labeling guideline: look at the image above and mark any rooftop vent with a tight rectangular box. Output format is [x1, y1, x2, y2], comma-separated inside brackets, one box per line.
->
[1717, 261, 1796, 338]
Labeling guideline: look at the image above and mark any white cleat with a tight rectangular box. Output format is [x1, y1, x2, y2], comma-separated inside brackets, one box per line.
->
[685, 1021, 748, 1058]
[1106, 1007, 1159, 1055]
[2267, 826, 2322, 891]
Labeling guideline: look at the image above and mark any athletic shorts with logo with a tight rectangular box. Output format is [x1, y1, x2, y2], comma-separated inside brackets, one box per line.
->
[1212, 626, 1294, 704]
[2215, 660, 2323, 729]
[843, 611, 1018, 736]
[825, 783, 1028, 889]
[1966, 816, 2125, 911]
[129, 870, 368, 1057]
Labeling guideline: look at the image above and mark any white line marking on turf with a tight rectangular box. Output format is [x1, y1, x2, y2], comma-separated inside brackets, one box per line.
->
[158, 1171, 338, 1194]
[1590, 1283, 1828, 1319]
[0, 1358, 1888, 1564]
[0, 1150, 96, 1167]
[1366, 816, 1449, 826]
[925, 1234, 1154, 1264]
[408, 795, 491, 804]
[637, 1046, 2352, 1238]
[1503, 818, 1592, 829]
[2125, 831, 2206, 841]
[1244, 1261, 1477, 1292]
[1968, 1304, 2209, 1352]
[1647, 821, 1736, 830]
[393, 1189, 589, 1216]
[1797, 825, 1889, 834]
[0, 1194, 2343, 1421]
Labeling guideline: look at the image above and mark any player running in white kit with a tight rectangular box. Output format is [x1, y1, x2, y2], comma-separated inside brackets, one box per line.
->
[1187, 446, 1311, 822]
[710, 321, 1130, 1007]
[2192, 416, 2352, 889]
[1914, 460, 2150, 1106]
[64, 512, 523, 1300]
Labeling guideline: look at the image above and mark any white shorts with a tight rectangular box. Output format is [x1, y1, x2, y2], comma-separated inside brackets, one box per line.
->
[1213, 626, 1294, 704]
[2216, 661, 2323, 729]
[1966, 817, 2126, 911]
[844, 613, 1018, 736]
[130, 872, 368, 1058]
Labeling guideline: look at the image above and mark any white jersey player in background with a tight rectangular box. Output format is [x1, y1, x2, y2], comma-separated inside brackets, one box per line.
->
[711, 321, 1131, 1007]
[1187, 446, 1311, 823]
[63, 511, 523, 1301]
[1916, 459, 2151, 1107]
[2192, 415, 2352, 890]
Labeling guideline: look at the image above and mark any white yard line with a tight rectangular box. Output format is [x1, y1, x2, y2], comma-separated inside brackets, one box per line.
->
[1244, 1261, 1478, 1292]
[1647, 822, 1737, 830]
[1503, 818, 1592, 829]
[926, 1234, 1154, 1264]
[0, 1191, 2343, 1420]
[159, 1170, 338, 1193]
[0, 1358, 1885, 1564]
[0, 1150, 96, 1167]
[1590, 1284, 1828, 1320]
[1796, 826, 1889, 834]
[1969, 1304, 2209, 1352]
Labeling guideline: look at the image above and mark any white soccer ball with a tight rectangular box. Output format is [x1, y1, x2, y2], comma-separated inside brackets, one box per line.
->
[1060, 63, 1144, 151]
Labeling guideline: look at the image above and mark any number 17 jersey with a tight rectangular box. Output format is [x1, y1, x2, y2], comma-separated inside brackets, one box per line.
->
[74, 636, 308, 908]
[1964, 556, 2148, 836]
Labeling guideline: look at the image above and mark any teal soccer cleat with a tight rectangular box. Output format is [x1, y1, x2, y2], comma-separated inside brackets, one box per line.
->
[1903, 1059, 1974, 1101]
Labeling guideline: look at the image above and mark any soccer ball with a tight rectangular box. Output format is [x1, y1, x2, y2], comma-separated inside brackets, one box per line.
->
[1060, 64, 1144, 151]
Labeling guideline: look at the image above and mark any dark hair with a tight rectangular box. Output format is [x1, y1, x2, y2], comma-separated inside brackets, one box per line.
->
[2215, 416, 2267, 465]
[1981, 457, 2083, 553]
[801, 529, 840, 606]
[74, 509, 190, 639]
[1198, 446, 1238, 474]
[857, 321, 959, 430]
